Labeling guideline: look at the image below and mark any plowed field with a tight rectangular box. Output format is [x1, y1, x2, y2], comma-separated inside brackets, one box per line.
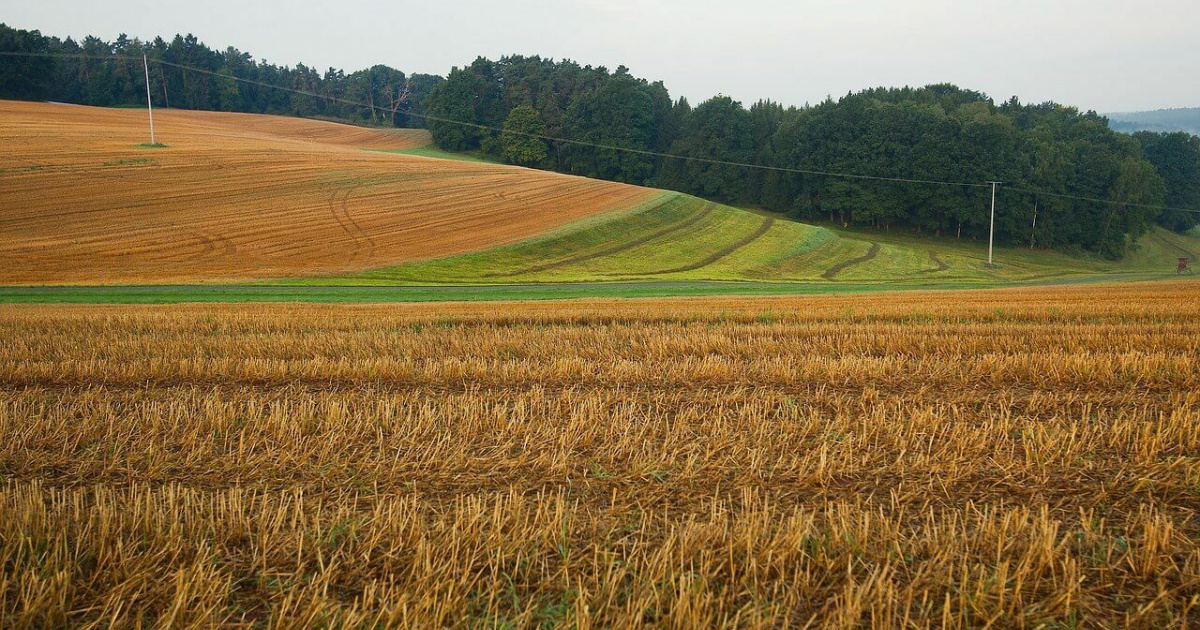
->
[0, 101, 654, 284]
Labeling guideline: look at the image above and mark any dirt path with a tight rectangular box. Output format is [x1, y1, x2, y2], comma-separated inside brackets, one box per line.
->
[487, 202, 716, 278]
[823, 242, 880, 280]
[647, 216, 775, 275]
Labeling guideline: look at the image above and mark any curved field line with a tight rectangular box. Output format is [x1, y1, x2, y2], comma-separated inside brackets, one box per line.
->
[326, 182, 375, 263]
[1150, 230, 1198, 259]
[340, 183, 377, 261]
[326, 184, 355, 242]
[923, 251, 950, 273]
[823, 241, 881, 280]
[342, 186, 376, 249]
[187, 228, 235, 259]
[485, 201, 717, 278]
[645, 216, 776, 276]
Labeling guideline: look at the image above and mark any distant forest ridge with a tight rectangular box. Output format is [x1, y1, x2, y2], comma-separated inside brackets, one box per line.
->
[1108, 108, 1200, 137]
[2, 23, 1199, 258]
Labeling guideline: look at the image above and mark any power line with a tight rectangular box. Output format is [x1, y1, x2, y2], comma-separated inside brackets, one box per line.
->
[1003, 186, 1200, 215]
[154, 58, 995, 189]
[0, 50, 992, 189]
[4, 49, 1200, 216]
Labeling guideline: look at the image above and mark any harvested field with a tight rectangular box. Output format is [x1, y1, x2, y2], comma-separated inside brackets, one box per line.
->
[0, 100, 654, 284]
[2, 280, 1199, 627]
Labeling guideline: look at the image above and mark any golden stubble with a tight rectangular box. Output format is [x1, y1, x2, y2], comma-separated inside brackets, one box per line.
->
[1, 281, 1198, 628]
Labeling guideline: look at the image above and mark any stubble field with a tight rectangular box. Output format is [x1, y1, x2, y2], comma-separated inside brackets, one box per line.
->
[2, 280, 1199, 628]
[0, 100, 654, 284]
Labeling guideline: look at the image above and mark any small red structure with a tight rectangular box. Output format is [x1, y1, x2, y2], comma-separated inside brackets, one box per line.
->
[1179, 258, 1193, 274]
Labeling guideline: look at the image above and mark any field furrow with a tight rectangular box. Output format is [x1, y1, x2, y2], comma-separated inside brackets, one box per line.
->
[0, 101, 654, 283]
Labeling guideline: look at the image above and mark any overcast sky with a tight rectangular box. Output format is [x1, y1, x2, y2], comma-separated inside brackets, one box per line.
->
[6, 0, 1198, 113]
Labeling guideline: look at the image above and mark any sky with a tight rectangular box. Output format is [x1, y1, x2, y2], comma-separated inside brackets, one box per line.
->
[6, 0, 1199, 113]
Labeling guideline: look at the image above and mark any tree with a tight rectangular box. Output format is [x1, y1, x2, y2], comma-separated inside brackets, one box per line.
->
[1104, 158, 1167, 257]
[0, 24, 57, 101]
[216, 67, 241, 111]
[1134, 131, 1200, 233]
[500, 106, 548, 166]
[425, 60, 504, 150]
[560, 71, 657, 184]
[425, 68, 485, 150]
[660, 96, 756, 203]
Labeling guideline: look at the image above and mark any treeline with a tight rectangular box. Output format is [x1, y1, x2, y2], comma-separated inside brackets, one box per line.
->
[3, 24, 1199, 258]
[0, 24, 442, 128]
[426, 57, 1200, 258]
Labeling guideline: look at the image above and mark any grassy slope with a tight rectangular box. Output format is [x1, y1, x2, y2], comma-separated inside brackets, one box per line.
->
[293, 192, 1200, 287]
[373, 146, 504, 164]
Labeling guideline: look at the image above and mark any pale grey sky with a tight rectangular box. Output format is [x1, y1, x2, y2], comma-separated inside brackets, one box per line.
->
[5, 0, 1198, 112]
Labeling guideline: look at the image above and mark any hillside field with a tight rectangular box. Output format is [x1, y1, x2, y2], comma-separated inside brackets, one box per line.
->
[0, 100, 654, 284]
[2, 100, 1198, 300]
[3, 280, 1198, 627]
[309, 192, 1200, 288]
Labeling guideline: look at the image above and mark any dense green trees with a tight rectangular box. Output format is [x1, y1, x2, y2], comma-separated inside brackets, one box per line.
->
[0, 24, 441, 128]
[422, 64, 1190, 257]
[757, 89, 1171, 257]
[559, 71, 660, 184]
[1134, 131, 1200, 233]
[656, 96, 757, 204]
[500, 106, 548, 166]
[3, 23, 1197, 257]
[0, 25, 55, 101]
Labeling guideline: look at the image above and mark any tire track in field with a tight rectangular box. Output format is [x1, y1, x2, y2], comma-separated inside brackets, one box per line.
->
[181, 228, 235, 260]
[326, 184, 355, 245]
[340, 183, 378, 261]
[1150, 229, 1198, 260]
[485, 201, 716, 278]
[923, 251, 949, 273]
[822, 241, 880, 280]
[643, 216, 775, 275]
[326, 182, 375, 263]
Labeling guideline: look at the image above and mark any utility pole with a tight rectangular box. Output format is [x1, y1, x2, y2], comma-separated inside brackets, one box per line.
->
[143, 54, 156, 145]
[988, 181, 1000, 266]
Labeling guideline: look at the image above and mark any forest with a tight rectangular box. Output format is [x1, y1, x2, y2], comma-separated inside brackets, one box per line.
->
[3, 24, 1198, 257]
[0, 24, 442, 129]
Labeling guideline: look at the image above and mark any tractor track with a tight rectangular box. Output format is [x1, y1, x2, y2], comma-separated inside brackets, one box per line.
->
[327, 182, 376, 263]
[823, 242, 881, 280]
[485, 201, 716, 278]
[1151, 229, 1198, 259]
[923, 251, 949, 273]
[645, 216, 775, 275]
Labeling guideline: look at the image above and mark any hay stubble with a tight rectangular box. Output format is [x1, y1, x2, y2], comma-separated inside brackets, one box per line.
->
[2, 281, 1199, 627]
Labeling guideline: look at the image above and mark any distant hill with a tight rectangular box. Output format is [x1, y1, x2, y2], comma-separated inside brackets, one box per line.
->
[1108, 108, 1200, 136]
